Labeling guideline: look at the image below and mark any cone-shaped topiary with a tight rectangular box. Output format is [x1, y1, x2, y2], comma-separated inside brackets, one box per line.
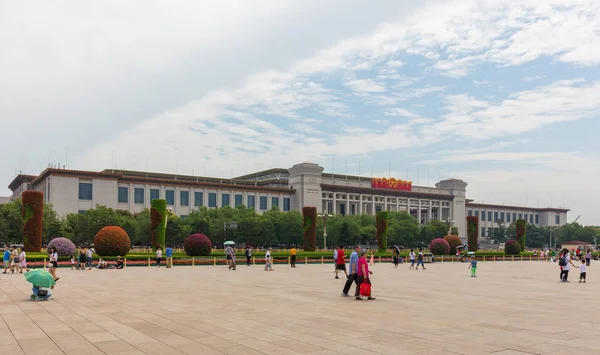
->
[151, 199, 167, 252]
[467, 216, 479, 251]
[444, 234, 462, 255]
[22, 190, 43, 252]
[94, 226, 131, 256]
[505, 239, 521, 255]
[184, 233, 213, 256]
[47, 237, 76, 257]
[515, 219, 527, 251]
[302, 207, 317, 251]
[376, 211, 389, 252]
[429, 238, 451, 255]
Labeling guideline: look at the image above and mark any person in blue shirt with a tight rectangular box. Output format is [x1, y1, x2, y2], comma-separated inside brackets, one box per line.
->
[341, 245, 361, 297]
[3, 248, 11, 274]
[165, 246, 173, 268]
[469, 256, 477, 277]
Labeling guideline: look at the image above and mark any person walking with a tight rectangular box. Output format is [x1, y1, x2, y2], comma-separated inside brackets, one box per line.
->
[559, 248, 576, 282]
[225, 245, 233, 268]
[48, 247, 59, 281]
[469, 256, 477, 277]
[415, 249, 426, 270]
[11, 247, 19, 273]
[579, 258, 587, 283]
[369, 250, 375, 266]
[408, 249, 416, 270]
[289, 245, 297, 268]
[333, 247, 339, 277]
[585, 249, 591, 267]
[245, 245, 252, 266]
[356, 250, 375, 301]
[165, 245, 173, 268]
[156, 248, 162, 267]
[264, 248, 274, 271]
[335, 246, 348, 279]
[229, 249, 237, 270]
[85, 247, 93, 270]
[18, 248, 28, 273]
[342, 246, 360, 297]
[3, 248, 10, 274]
[392, 248, 399, 268]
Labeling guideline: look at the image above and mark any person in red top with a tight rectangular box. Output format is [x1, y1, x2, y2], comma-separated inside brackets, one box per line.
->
[335, 246, 348, 280]
[356, 250, 375, 301]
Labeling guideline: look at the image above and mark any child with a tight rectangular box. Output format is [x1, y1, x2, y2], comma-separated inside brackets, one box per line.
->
[369, 250, 375, 266]
[469, 256, 477, 277]
[70, 255, 76, 270]
[579, 258, 587, 283]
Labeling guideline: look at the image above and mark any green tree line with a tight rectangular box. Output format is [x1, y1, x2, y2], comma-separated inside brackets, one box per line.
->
[1, 199, 597, 249]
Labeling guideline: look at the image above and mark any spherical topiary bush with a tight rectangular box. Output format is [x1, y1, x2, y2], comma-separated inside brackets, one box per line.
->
[184, 233, 213, 256]
[444, 235, 462, 254]
[429, 238, 450, 255]
[94, 226, 131, 256]
[505, 240, 521, 255]
[47, 237, 76, 256]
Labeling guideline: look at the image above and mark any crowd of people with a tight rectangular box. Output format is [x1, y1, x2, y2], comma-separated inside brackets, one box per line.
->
[2, 246, 28, 274]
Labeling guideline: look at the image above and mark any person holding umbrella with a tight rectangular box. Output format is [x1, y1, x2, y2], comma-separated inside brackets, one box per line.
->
[25, 269, 56, 301]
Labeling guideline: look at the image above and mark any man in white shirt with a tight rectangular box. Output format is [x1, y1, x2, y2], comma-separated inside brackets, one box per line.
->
[156, 248, 162, 267]
[225, 246, 233, 267]
[408, 249, 416, 270]
[264, 248, 273, 271]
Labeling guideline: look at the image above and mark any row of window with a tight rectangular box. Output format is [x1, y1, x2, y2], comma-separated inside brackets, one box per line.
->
[468, 209, 539, 224]
[80, 183, 290, 211]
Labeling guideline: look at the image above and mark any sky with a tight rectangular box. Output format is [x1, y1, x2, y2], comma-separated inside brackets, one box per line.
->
[1, 0, 599, 225]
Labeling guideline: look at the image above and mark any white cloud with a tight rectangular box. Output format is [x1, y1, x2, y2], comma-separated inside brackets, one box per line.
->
[419, 151, 575, 165]
[384, 108, 420, 119]
[522, 75, 545, 81]
[345, 79, 387, 93]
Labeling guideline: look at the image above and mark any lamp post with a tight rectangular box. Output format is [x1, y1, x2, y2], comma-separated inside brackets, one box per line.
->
[318, 213, 333, 250]
[444, 217, 455, 235]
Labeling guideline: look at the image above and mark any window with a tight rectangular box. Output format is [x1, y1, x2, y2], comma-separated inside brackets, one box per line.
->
[134, 188, 144, 204]
[481, 211, 486, 221]
[467, 210, 472, 217]
[208, 193, 217, 207]
[506, 213, 511, 222]
[222, 193, 230, 207]
[180, 215, 188, 221]
[272, 197, 279, 209]
[235, 194, 243, 207]
[529, 214, 533, 224]
[518, 213, 522, 220]
[248, 195, 256, 209]
[512, 213, 516, 221]
[118, 187, 128, 203]
[150, 189, 160, 201]
[194, 192, 203, 206]
[500, 212, 505, 222]
[523, 213, 527, 221]
[535, 214, 539, 224]
[488, 211, 492, 222]
[78, 182, 92, 200]
[78, 210, 86, 215]
[180, 191, 189, 206]
[481, 227, 486, 237]
[259, 196, 268, 210]
[339, 203, 346, 216]
[283, 198, 290, 211]
[555, 214, 560, 225]
[166, 190, 175, 206]
[474, 210, 479, 217]
[494, 212, 499, 222]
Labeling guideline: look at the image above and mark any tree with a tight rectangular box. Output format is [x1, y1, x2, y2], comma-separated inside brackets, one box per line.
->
[488, 220, 508, 244]
[42, 204, 65, 244]
[421, 220, 448, 245]
[0, 200, 23, 245]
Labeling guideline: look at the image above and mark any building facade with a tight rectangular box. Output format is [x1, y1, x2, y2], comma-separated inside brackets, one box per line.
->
[6, 162, 569, 240]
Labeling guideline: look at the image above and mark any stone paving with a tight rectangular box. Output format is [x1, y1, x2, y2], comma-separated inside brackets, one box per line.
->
[0, 260, 597, 355]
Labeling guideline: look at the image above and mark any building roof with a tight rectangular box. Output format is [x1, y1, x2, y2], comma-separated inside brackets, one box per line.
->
[30, 168, 295, 194]
[561, 240, 592, 245]
[8, 174, 37, 191]
[466, 202, 569, 213]
[234, 168, 289, 180]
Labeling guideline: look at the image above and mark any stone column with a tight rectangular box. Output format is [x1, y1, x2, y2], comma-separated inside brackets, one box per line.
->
[333, 193, 337, 214]
[428, 201, 432, 224]
[358, 194, 363, 215]
[346, 194, 350, 215]
[417, 199, 422, 224]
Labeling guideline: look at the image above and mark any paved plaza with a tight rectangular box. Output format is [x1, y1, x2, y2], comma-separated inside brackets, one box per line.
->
[0, 260, 597, 355]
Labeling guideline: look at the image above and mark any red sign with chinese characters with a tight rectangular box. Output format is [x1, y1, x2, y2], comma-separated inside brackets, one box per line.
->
[371, 177, 412, 191]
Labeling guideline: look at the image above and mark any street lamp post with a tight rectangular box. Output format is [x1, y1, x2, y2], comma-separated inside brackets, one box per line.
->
[318, 213, 333, 250]
[444, 217, 455, 235]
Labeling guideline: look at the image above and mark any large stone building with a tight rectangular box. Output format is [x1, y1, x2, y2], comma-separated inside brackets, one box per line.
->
[6, 162, 569, 240]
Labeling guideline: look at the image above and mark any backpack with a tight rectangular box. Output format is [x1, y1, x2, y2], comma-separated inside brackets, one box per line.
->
[559, 257, 567, 266]
[245, 249, 249, 257]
